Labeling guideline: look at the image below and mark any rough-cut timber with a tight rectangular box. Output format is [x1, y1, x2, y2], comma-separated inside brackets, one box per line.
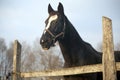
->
[13, 62, 120, 78]
[20, 64, 102, 78]
[12, 40, 21, 80]
[102, 16, 117, 80]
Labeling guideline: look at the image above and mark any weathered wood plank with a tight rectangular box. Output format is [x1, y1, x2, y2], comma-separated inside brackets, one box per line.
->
[20, 64, 102, 78]
[102, 16, 117, 80]
[116, 62, 120, 71]
[14, 62, 120, 78]
[12, 40, 21, 80]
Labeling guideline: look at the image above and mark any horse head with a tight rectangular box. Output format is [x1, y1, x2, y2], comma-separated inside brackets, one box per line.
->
[40, 3, 66, 50]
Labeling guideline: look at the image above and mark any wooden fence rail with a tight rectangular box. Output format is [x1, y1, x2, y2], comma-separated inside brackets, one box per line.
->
[20, 63, 120, 78]
[20, 64, 102, 77]
[12, 16, 120, 80]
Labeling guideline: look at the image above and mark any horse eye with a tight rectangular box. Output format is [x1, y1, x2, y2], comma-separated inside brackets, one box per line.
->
[52, 21, 55, 24]
[52, 20, 57, 24]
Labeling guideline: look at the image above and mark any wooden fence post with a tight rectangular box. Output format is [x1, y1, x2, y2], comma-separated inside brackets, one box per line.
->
[102, 16, 117, 80]
[12, 40, 21, 80]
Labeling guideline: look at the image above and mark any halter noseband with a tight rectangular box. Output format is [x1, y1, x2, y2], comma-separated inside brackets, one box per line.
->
[44, 21, 66, 42]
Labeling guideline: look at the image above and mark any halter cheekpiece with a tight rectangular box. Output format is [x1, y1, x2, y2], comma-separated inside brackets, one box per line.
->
[44, 20, 66, 42]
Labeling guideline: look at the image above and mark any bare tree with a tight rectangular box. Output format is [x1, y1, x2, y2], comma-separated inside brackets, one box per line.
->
[20, 41, 37, 80]
[0, 37, 7, 77]
[40, 50, 64, 80]
[115, 43, 120, 50]
[3, 38, 63, 80]
[5, 42, 14, 76]
[32, 38, 64, 80]
[32, 38, 64, 70]
[21, 41, 34, 72]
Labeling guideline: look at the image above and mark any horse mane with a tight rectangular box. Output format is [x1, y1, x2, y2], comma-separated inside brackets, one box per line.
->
[64, 15, 100, 53]
[59, 15, 102, 66]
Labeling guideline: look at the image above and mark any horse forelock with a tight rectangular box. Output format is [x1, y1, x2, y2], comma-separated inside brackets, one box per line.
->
[44, 14, 58, 34]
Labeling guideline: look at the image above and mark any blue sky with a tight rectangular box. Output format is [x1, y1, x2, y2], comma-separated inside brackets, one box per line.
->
[0, 0, 120, 49]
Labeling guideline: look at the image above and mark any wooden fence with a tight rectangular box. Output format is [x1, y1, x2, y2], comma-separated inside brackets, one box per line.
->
[12, 16, 120, 80]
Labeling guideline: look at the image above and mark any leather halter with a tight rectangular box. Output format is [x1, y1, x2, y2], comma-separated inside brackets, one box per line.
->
[44, 21, 66, 42]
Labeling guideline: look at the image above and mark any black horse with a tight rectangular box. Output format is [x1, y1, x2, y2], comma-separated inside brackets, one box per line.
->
[40, 3, 120, 80]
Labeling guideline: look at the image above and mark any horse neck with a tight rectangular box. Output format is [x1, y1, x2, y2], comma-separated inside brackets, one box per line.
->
[58, 16, 85, 64]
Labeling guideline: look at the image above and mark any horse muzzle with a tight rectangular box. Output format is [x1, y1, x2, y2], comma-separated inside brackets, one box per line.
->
[40, 38, 55, 50]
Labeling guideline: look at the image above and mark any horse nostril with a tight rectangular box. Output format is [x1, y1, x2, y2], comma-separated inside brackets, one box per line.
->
[41, 40, 44, 43]
[40, 39, 44, 44]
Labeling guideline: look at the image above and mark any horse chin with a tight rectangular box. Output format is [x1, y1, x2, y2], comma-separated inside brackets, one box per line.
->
[43, 47, 49, 50]
[41, 45, 50, 50]
[42, 44, 54, 50]
[42, 46, 50, 50]
[41, 41, 56, 50]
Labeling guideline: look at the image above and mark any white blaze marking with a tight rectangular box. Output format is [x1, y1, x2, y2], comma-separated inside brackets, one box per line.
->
[41, 40, 44, 42]
[44, 15, 58, 34]
[44, 30, 46, 34]
[46, 15, 58, 29]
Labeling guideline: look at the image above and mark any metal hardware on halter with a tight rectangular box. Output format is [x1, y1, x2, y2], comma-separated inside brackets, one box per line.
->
[44, 20, 66, 42]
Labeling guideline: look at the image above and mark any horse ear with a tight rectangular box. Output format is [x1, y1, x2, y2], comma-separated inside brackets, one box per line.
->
[58, 2, 64, 15]
[48, 4, 54, 14]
